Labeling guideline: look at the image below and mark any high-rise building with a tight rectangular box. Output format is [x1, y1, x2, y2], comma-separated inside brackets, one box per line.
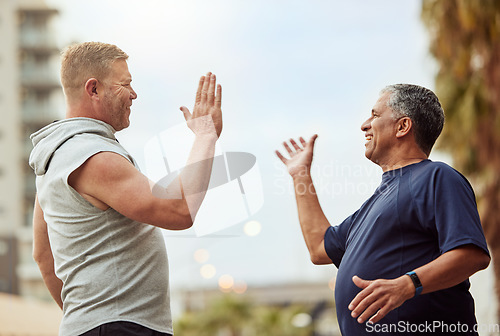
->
[0, 0, 62, 300]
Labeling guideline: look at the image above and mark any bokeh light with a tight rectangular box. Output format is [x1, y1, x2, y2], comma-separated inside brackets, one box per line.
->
[200, 264, 216, 279]
[218, 274, 234, 292]
[291, 313, 312, 328]
[193, 248, 210, 263]
[243, 220, 261, 237]
[233, 280, 248, 294]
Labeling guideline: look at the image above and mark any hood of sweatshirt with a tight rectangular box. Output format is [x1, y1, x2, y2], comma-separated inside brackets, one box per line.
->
[29, 117, 117, 176]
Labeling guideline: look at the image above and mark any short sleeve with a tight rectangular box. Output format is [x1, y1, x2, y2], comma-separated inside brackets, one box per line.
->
[324, 212, 356, 268]
[412, 163, 489, 257]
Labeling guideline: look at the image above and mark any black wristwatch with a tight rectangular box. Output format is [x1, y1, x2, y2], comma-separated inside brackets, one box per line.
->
[406, 271, 423, 297]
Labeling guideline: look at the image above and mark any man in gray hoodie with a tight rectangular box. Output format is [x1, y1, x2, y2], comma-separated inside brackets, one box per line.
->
[29, 42, 222, 336]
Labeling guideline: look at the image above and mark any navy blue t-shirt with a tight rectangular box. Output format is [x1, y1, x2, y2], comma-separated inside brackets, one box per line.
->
[324, 160, 489, 335]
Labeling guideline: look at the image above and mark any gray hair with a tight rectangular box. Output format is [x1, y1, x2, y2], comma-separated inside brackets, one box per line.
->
[381, 84, 444, 156]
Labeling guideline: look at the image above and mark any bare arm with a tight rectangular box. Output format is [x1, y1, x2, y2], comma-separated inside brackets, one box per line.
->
[276, 135, 332, 265]
[69, 73, 222, 230]
[32, 195, 63, 309]
[349, 244, 490, 324]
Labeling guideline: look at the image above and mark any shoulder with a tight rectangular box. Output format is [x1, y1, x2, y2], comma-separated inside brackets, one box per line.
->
[409, 160, 474, 195]
[412, 160, 468, 182]
[67, 151, 140, 208]
[64, 133, 124, 153]
[59, 133, 134, 166]
[74, 151, 135, 182]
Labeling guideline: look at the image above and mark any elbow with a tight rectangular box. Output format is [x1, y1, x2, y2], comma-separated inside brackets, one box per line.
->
[32, 250, 42, 266]
[134, 200, 194, 230]
[33, 250, 54, 275]
[173, 202, 194, 230]
[175, 213, 194, 230]
[310, 252, 330, 265]
[309, 243, 331, 265]
[477, 253, 491, 271]
[159, 203, 194, 230]
[32, 247, 46, 267]
[310, 256, 323, 265]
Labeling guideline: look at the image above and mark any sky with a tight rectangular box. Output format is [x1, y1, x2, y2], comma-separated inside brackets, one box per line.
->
[43, 0, 455, 313]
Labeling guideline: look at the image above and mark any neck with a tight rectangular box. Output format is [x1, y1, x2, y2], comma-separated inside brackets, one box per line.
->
[375, 141, 428, 172]
[66, 98, 98, 120]
[378, 157, 427, 172]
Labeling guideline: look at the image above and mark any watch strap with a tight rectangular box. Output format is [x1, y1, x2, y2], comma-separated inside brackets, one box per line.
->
[406, 271, 423, 297]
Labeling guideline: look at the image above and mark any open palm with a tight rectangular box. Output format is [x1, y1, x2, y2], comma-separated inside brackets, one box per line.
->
[181, 72, 223, 138]
[276, 135, 318, 178]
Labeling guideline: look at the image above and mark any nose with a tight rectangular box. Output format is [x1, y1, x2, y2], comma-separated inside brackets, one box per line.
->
[361, 117, 371, 132]
[130, 86, 138, 100]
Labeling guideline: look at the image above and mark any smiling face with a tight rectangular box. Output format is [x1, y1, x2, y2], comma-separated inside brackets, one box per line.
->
[100, 59, 137, 131]
[361, 92, 400, 166]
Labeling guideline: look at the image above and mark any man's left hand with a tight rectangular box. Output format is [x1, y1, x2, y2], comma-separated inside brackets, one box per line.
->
[348, 275, 414, 324]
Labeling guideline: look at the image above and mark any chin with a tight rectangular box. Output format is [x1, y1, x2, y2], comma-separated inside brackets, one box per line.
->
[120, 119, 131, 131]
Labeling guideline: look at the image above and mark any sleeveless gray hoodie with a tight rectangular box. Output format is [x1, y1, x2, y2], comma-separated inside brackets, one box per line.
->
[29, 118, 172, 336]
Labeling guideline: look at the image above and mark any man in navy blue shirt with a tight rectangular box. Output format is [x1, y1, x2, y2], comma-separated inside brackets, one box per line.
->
[276, 84, 490, 335]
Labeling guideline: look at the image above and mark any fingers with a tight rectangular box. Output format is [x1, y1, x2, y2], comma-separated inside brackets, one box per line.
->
[290, 139, 301, 151]
[358, 303, 383, 324]
[349, 277, 408, 324]
[349, 276, 374, 323]
[352, 275, 371, 289]
[349, 276, 372, 311]
[215, 84, 222, 108]
[369, 306, 390, 324]
[200, 72, 212, 105]
[350, 290, 380, 324]
[275, 150, 288, 164]
[207, 74, 216, 105]
[195, 76, 204, 105]
[180, 106, 191, 121]
[277, 135, 316, 162]
[307, 134, 318, 149]
[279, 136, 314, 155]
[283, 142, 293, 155]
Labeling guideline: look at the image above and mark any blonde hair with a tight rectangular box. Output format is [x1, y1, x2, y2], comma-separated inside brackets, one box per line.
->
[60, 41, 128, 98]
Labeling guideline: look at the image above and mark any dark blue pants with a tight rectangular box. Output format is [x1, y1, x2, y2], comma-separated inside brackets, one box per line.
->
[79, 321, 172, 336]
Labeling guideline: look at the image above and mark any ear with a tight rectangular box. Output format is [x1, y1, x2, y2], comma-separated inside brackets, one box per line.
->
[84, 78, 99, 99]
[395, 117, 412, 139]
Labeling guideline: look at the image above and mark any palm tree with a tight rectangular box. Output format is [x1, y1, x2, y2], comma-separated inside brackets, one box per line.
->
[421, 0, 500, 319]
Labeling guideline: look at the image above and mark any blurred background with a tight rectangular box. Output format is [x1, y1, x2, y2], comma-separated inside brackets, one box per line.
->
[0, 0, 499, 335]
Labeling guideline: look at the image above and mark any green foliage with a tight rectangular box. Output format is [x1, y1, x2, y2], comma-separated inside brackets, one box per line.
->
[174, 294, 315, 336]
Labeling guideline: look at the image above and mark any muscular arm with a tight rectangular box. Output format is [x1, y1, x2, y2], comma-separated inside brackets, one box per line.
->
[276, 135, 332, 265]
[32, 195, 63, 309]
[69, 73, 222, 230]
[349, 244, 490, 324]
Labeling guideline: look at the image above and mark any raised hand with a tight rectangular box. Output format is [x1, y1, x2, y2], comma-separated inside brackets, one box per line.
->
[275, 135, 318, 178]
[180, 72, 223, 138]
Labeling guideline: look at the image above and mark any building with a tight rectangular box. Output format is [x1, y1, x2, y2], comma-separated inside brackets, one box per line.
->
[0, 0, 62, 300]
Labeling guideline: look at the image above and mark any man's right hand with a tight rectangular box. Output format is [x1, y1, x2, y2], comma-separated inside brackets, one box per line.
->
[275, 134, 318, 178]
[180, 72, 223, 138]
